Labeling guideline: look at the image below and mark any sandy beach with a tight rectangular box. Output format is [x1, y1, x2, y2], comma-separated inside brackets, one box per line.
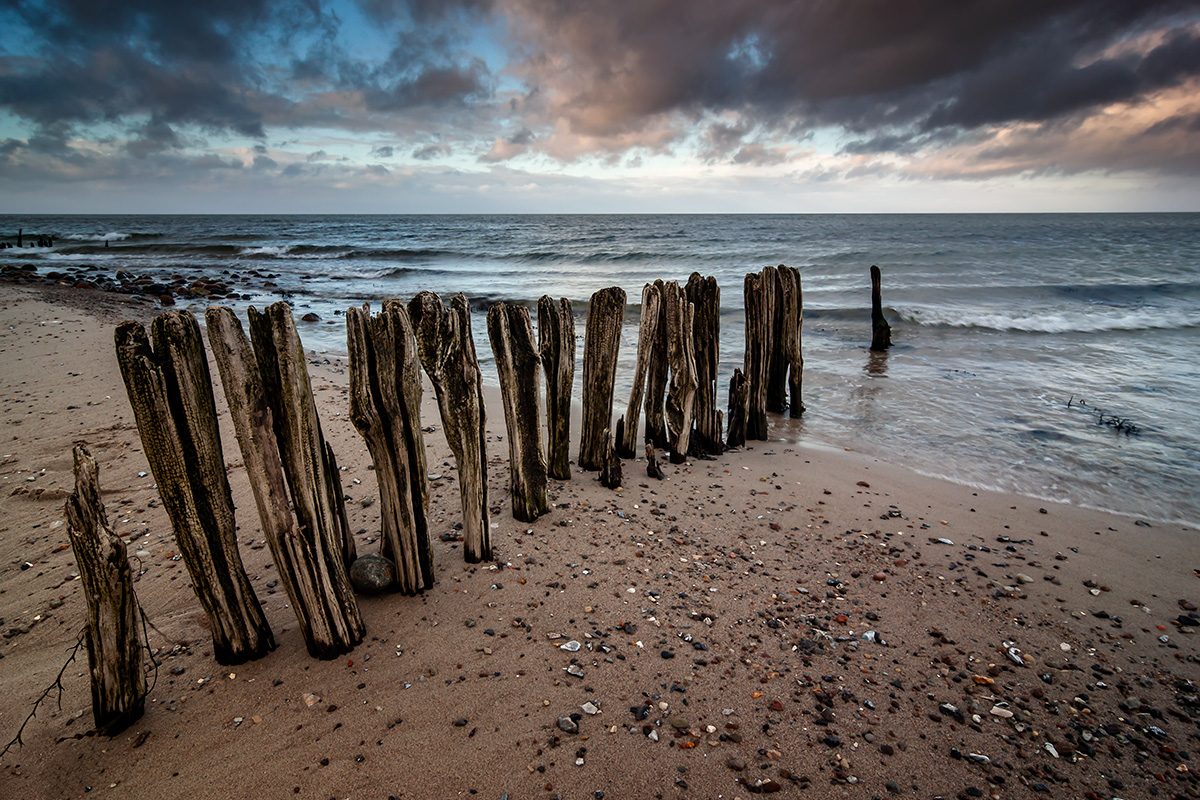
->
[1, 280, 1197, 800]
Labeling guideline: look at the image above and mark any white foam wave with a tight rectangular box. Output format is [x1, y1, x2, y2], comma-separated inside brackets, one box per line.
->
[239, 245, 293, 256]
[64, 231, 129, 242]
[898, 306, 1200, 333]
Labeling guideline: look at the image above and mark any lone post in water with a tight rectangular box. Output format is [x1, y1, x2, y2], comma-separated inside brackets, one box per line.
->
[870, 264, 891, 351]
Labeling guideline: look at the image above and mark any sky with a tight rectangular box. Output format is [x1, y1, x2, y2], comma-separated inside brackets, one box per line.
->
[1, 0, 1198, 213]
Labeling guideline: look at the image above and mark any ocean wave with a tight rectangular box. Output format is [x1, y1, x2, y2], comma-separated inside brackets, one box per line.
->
[897, 305, 1200, 333]
[63, 231, 131, 242]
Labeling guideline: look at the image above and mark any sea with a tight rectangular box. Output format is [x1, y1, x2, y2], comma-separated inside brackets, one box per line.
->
[3, 213, 1198, 528]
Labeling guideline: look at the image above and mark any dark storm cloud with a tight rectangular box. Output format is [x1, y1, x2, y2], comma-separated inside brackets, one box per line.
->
[0, 0, 496, 145]
[508, 0, 1199, 154]
[1, 0, 1197, 182]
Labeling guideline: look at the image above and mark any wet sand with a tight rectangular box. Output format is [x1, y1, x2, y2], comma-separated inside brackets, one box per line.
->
[1, 282, 1197, 800]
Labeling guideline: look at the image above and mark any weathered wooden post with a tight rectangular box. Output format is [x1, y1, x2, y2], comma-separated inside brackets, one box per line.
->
[870, 265, 891, 351]
[248, 302, 359, 580]
[599, 427, 622, 489]
[743, 269, 774, 440]
[769, 265, 805, 417]
[686, 272, 722, 454]
[65, 445, 145, 734]
[579, 287, 626, 470]
[346, 301, 432, 595]
[408, 292, 490, 562]
[115, 312, 275, 665]
[662, 281, 698, 463]
[643, 280, 670, 450]
[487, 303, 549, 522]
[645, 442, 665, 480]
[538, 296, 575, 480]
[617, 282, 663, 459]
[726, 368, 750, 449]
[206, 307, 364, 659]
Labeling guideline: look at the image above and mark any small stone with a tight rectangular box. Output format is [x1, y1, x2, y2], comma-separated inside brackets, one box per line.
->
[873, 572, 886, 581]
[557, 717, 578, 734]
[886, 780, 902, 794]
[560, 640, 582, 652]
[726, 757, 746, 771]
[660, 650, 675, 659]
[581, 702, 600, 715]
[301, 312, 320, 322]
[1016, 574, 1034, 584]
[669, 717, 690, 729]
[349, 554, 395, 594]
[453, 718, 468, 727]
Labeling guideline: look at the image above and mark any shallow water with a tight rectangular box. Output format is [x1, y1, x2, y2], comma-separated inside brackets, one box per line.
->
[4, 212, 1198, 526]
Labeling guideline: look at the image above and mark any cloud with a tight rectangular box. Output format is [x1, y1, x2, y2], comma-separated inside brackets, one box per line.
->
[480, 127, 534, 161]
[0, 0, 1197, 201]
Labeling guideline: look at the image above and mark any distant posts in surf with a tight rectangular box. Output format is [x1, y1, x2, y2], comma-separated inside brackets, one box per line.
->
[66, 445, 146, 735]
[409, 291, 491, 562]
[579, 287, 626, 471]
[870, 264, 892, 351]
[538, 296, 575, 481]
[487, 302, 549, 522]
[115, 311, 275, 666]
[346, 301, 433, 596]
[206, 306, 364, 659]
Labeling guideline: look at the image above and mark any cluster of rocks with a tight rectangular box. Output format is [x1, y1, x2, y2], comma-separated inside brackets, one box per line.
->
[1, 263, 279, 307]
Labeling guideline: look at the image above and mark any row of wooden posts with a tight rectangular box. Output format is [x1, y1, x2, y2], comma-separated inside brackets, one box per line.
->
[64, 265, 892, 732]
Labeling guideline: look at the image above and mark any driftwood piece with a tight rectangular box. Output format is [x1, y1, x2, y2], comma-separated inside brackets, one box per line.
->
[579, 287, 626, 470]
[599, 427, 622, 489]
[662, 281, 698, 463]
[537, 296, 575, 480]
[346, 301, 432, 595]
[206, 307, 363, 659]
[618, 282, 663, 458]
[409, 292, 490, 562]
[770, 265, 805, 417]
[726, 368, 750, 449]
[870, 265, 892, 351]
[487, 303, 549, 522]
[743, 270, 774, 440]
[115, 312, 274, 666]
[685, 273, 722, 454]
[248, 301, 361, 595]
[65, 445, 145, 734]
[646, 443, 664, 480]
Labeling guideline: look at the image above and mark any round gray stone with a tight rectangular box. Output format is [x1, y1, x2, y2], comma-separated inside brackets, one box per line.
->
[350, 553, 395, 594]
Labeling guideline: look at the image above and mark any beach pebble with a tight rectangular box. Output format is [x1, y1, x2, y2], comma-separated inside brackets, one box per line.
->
[349, 554, 395, 594]
[557, 716, 578, 734]
[581, 702, 600, 715]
